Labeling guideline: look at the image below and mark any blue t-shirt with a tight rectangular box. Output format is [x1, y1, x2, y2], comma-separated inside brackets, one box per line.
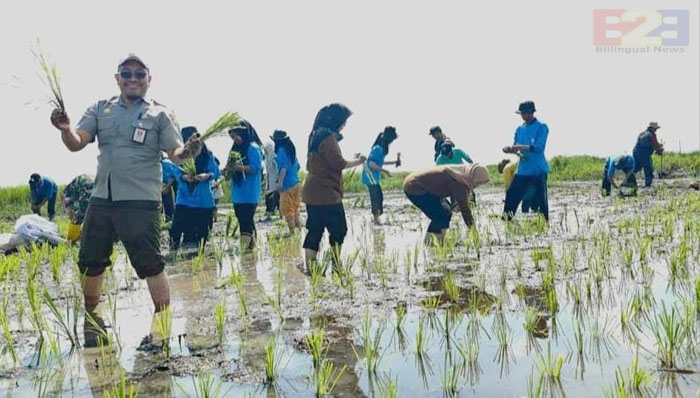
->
[30, 176, 57, 203]
[231, 143, 263, 204]
[361, 145, 385, 186]
[605, 155, 635, 180]
[174, 156, 221, 208]
[514, 119, 550, 176]
[275, 148, 300, 192]
[161, 159, 178, 183]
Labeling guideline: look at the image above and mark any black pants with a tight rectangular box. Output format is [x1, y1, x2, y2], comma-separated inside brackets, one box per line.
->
[504, 174, 549, 221]
[405, 191, 452, 233]
[303, 203, 348, 252]
[79, 201, 164, 279]
[234, 203, 257, 237]
[170, 205, 214, 249]
[32, 192, 57, 220]
[367, 184, 384, 215]
[633, 150, 654, 187]
[265, 191, 280, 214]
[162, 188, 175, 222]
[602, 165, 638, 196]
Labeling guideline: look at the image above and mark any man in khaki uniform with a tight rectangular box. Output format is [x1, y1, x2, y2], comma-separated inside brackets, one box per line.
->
[50, 54, 201, 347]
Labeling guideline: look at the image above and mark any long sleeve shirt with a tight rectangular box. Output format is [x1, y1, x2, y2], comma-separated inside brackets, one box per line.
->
[174, 156, 221, 208]
[30, 176, 57, 204]
[302, 135, 347, 205]
[403, 168, 471, 223]
[514, 118, 550, 176]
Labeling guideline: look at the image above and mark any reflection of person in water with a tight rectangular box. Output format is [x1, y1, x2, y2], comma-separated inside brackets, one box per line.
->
[313, 318, 368, 398]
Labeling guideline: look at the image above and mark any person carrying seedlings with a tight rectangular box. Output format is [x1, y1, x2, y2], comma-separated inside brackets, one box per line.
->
[497, 158, 537, 213]
[160, 154, 178, 222]
[62, 174, 94, 242]
[403, 164, 490, 244]
[272, 130, 303, 232]
[28, 173, 58, 221]
[502, 101, 550, 221]
[169, 126, 221, 250]
[224, 120, 263, 251]
[429, 125, 449, 162]
[632, 122, 664, 188]
[302, 103, 366, 269]
[49, 54, 202, 348]
[262, 142, 280, 222]
[361, 126, 400, 225]
[602, 154, 637, 197]
[436, 139, 473, 165]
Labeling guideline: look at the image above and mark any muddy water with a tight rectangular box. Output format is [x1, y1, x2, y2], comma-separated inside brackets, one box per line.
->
[0, 181, 698, 397]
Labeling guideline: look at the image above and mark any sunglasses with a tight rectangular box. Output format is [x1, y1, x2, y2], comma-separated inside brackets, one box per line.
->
[119, 70, 148, 80]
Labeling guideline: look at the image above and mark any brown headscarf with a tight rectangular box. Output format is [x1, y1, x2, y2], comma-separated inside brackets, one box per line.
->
[442, 163, 490, 191]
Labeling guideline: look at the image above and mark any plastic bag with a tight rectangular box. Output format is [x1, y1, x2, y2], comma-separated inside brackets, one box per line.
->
[14, 214, 65, 245]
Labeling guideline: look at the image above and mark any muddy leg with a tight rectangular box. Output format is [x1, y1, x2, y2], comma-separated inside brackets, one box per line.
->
[146, 271, 171, 313]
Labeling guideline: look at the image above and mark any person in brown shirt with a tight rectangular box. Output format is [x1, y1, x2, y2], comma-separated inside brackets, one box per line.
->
[302, 103, 366, 269]
[403, 164, 490, 244]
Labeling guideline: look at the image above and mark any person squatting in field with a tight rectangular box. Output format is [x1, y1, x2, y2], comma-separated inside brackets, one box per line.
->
[271, 129, 303, 233]
[169, 126, 221, 250]
[403, 164, 490, 245]
[224, 120, 263, 253]
[602, 154, 637, 197]
[502, 101, 550, 221]
[361, 126, 400, 225]
[302, 103, 366, 269]
[28, 173, 58, 221]
[62, 174, 94, 242]
[50, 53, 203, 347]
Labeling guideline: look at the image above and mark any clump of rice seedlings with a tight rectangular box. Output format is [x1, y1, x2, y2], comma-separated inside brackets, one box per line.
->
[414, 317, 429, 356]
[602, 356, 653, 398]
[394, 303, 407, 330]
[48, 244, 67, 285]
[308, 258, 328, 302]
[377, 376, 398, 398]
[637, 237, 651, 263]
[211, 242, 224, 270]
[103, 371, 139, 398]
[525, 368, 543, 398]
[442, 272, 460, 303]
[492, 313, 513, 375]
[263, 338, 287, 385]
[227, 268, 248, 328]
[456, 338, 481, 385]
[353, 313, 384, 374]
[191, 241, 206, 274]
[421, 295, 441, 312]
[200, 112, 241, 141]
[314, 360, 346, 398]
[535, 341, 564, 386]
[306, 327, 327, 370]
[514, 255, 524, 278]
[42, 289, 77, 347]
[588, 315, 618, 363]
[266, 268, 285, 320]
[176, 370, 230, 398]
[466, 226, 482, 259]
[331, 252, 357, 300]
[213, 298, 226, 345]
[31, 39, 66, 113]
[695, 277, 700, 313]
[0, 299, 19, 364]
[225, 212, 239, 238]
[26, 279, 45, 337]
[154, 307, 173, 359]
[523, 307, 540, 352]
[651, 303, 684, 369]
[441, 359, 461, 397]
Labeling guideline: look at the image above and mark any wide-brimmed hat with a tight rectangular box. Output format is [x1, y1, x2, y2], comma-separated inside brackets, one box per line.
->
[429, 126, 442, 136]
[648, 122, 661, 129]
[516, 101, 536, 114]
[271, 130, 289, 141]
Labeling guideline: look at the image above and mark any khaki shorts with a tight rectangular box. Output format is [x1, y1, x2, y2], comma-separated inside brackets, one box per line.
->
[280, 184, 301, 221]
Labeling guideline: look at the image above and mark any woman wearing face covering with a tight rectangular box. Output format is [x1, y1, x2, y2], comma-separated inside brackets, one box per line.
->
[302, 103, 366, 269]
[169, 126, 221, 250]
[403, 164, 490, 244]
[224, 120, 263, 251]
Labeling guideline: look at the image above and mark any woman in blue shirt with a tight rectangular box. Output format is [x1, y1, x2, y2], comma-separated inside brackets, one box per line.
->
[271, 130, 302, 233]
[361, 126, 399, 224]
[502, 101, 550, 221]
[169, 127, 221, 250]
[225, 120, 263, 251]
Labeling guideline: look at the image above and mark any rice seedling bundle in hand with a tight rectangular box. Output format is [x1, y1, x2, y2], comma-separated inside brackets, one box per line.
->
[200, 112, 241, 141]
[180, 158, 197, 176]
[31, 40, 66, 113]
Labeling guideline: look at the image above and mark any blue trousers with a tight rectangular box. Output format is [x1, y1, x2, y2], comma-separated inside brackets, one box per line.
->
[504, 174, 549, 221]
[633, 150, 653, 187]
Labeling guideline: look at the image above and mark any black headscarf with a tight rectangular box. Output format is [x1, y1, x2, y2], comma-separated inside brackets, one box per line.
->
[371, 126, 397, 156]
[308, 103, 352, 153]
[229, 119, 258, 185]
[273, 132, 297, 164]
[182, 126, 212, 174]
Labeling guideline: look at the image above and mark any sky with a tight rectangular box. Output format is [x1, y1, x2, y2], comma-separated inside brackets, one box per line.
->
[0, 0, 698, 186]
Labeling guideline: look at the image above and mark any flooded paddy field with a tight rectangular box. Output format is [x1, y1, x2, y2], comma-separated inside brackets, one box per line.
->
[0, 180, 699, 397]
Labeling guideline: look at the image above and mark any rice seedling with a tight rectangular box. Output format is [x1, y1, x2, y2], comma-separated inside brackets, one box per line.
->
[421, 295, 441, 312]
[514, 255, 524, 278]
[154, 307, 173, 359]
[376, 376, 398, 398]
[651, 303, 684, 369]
[456, 338, 481, 385]
[353, 313, 384, 374]
[213, 298, 226, 345]
[200, 112, 241, 141]
[394, 303, 407, 330]
[176, 370, 230, 398]
[306, 327, 327, 370]
[314, 360, 346, 398]
[264, 338, 287, 385]
[48, 244, 67, 285]
[0, 299, 19, 364]
[535, 341, 564, 383]
[225, 212, 239, 238]
[442, 272, 460, 303]
[525, 369, 544, 398]
[103, 371, 139, 398]
[42, 289, 77, 347]
[191, 240, 206, 274]
[441, 358, 461, 397]
[227, 268, 248, 327]
[31, 40, 66, 112]
[26, 278, 45, 337]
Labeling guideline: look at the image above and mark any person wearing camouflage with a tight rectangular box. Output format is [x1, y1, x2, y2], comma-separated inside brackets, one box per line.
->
[63, 174, 95, 242]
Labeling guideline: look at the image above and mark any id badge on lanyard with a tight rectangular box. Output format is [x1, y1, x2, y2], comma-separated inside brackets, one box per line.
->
[132, 111, 147, 144]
